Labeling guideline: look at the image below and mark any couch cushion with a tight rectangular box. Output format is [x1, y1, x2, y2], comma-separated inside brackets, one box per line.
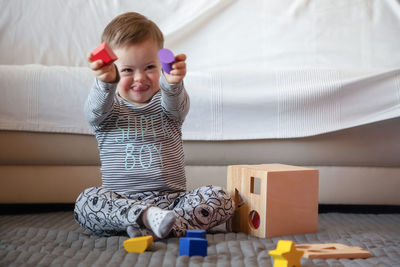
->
[1, 117, 400, 167]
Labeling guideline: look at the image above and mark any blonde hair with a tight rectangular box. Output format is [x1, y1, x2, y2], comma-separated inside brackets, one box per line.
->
[102, 12, 164, 49]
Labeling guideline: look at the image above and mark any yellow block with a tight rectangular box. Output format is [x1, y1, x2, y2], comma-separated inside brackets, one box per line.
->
[269, 240, 303, 267]
[123, 236, 153, 253]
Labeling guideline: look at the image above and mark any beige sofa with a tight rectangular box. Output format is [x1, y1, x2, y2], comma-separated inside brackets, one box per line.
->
[1, 116, 400, 205]
[2, 0, 399, 208]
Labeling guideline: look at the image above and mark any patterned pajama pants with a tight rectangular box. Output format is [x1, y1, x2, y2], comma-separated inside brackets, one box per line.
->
[74, 185, 234, 237]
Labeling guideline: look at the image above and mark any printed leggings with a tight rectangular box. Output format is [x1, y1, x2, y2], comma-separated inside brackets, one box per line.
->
[74, 185, 234, 237]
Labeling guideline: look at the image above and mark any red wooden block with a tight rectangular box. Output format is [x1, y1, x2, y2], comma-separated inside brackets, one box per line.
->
[91, 42, 118, 65]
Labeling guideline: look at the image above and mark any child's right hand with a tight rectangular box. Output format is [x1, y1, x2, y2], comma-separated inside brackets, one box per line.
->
[87, 52, 118, 83]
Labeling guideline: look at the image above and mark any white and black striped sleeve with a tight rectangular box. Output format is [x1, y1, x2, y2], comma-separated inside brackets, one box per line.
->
[84, 78, 118, 130]
[159, 73, 190, 124]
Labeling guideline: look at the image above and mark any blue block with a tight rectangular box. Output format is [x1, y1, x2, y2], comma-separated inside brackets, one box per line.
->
[179, 237, 208, 257]
[185, 229, 206, 239]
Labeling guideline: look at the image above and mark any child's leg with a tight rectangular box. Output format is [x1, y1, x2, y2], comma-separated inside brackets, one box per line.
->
[74, 187, 177, 238]
[170, 185, 235, 237]
[125, 191, 181, 239]
[74, 187, 149, 236]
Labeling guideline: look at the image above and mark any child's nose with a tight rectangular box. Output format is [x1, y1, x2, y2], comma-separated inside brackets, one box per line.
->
[134, 71, 146, 82]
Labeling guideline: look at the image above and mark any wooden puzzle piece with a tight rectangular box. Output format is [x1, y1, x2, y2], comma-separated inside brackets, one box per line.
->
[295, 243, 371, 259]
[123, 235, 153, 253]
[269, 240, 303, 267]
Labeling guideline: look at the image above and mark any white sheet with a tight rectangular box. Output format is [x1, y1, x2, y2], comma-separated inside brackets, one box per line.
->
[0, 0, 234, 68]
[1, 0, 400, 140]
[1, 0, 400, 70]
[1, 65, 399, 140]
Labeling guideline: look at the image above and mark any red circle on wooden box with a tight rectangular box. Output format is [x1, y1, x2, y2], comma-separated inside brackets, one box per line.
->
[249, 210, 260, 229]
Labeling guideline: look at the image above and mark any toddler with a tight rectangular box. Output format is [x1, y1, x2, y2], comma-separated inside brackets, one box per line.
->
[74, 12, 234, 239]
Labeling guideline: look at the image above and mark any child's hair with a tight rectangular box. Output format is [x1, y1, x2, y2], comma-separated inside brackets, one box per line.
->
[102, 12, 164, 49]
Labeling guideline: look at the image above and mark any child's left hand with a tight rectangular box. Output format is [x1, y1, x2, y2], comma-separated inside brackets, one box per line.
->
[164, 54, 187, 84]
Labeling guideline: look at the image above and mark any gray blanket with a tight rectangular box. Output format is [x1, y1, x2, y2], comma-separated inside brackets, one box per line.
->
[1, 212, 399, 266]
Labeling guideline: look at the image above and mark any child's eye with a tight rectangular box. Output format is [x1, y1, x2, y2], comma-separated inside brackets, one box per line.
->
[146, 65, 156, 70]
[121, 68, 133, 73]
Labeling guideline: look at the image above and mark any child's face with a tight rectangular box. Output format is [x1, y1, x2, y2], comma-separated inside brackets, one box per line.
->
[114, 39, 161, 106]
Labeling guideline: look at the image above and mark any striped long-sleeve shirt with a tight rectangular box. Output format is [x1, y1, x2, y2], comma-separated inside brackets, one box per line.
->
[84, 74, 190, 195]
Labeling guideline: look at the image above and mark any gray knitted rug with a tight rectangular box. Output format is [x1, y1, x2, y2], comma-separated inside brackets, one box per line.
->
[1, 212, 399, 266]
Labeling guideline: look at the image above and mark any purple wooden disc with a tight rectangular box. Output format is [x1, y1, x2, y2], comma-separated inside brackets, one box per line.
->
[158, 48, 175, 74]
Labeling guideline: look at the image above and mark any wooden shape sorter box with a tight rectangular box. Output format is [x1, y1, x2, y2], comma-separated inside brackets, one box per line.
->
[227, 164, 319, 238]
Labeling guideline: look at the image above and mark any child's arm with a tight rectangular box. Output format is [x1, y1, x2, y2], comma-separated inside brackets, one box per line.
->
[160, 53, 190, 123]
[84, 51, 120, 129]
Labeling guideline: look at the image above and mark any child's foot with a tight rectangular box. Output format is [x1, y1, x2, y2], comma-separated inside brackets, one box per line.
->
[142, 207, 176, 239]
[126, 226, 155, 238]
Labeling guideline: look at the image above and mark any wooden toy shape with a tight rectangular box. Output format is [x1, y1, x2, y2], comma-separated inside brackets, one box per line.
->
[179, 237, 208, 257]
[123, 235, 153, 253]
[91, 42, 118, 65]
[158, 48, 175, 74]
[295, 243, 371, 259]
[269, 240, 303, 267]
[185, 229, 206, 239]
[227, 164, 318, 238]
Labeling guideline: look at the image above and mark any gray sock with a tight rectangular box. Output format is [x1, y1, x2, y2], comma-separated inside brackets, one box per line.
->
[126, 225, 155, 239]
[143, 207, 176, 239]
[126, 225, 141, 238]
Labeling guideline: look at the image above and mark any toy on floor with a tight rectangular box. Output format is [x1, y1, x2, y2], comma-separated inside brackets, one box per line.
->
[91, 42, 118, 65]
[296, 243, 371, 259]
[158, 48, 175, 74]
[227, 164, 319, 238]
[185, 229, 206, 239]
[179, 229, 208, 257]
[269, 240, 303, 267]
[123, 235, 153, 253]
[179, 238, 208, 257]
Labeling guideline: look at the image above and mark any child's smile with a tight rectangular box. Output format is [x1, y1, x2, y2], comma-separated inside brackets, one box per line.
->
[131, 82, 150, 92]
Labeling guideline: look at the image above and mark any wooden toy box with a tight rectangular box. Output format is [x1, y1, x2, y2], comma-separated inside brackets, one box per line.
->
[227, 164, 319, 238]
